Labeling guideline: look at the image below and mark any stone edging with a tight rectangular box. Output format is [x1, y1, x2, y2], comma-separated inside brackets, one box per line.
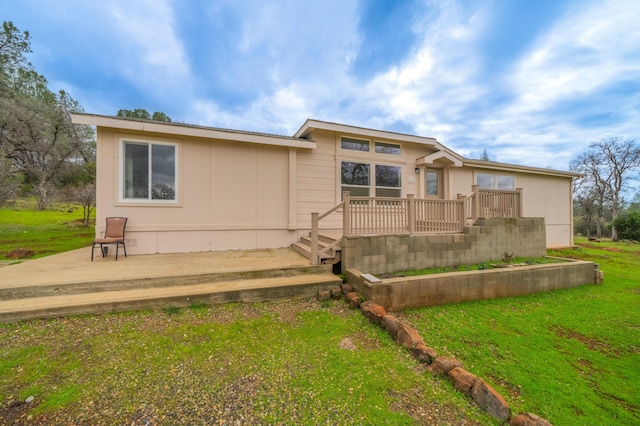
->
[319, 284, 553, 425]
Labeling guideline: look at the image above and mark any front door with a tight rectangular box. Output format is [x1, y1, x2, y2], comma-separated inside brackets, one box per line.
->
[425, 168, 443, 199]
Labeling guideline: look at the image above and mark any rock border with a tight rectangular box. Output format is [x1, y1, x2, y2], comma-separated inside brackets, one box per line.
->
[328, 284, 553, 425]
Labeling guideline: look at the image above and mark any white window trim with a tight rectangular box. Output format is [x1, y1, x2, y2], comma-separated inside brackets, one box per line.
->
[118, 138, 180, 204]
[338, 159, 403, 201]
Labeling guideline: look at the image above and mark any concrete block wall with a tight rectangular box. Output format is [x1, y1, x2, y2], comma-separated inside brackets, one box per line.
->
[347, 260, 599, 311]
[342, 218, 547, 275]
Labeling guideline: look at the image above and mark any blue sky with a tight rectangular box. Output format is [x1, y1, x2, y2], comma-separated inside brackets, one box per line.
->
[4, 0, 639, 170]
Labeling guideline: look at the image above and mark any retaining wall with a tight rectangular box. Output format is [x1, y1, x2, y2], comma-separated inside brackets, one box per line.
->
[347, 260, 601, 311]
[341, 218, 547, 275]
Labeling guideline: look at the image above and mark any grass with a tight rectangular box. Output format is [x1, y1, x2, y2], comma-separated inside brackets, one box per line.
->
[0, 301, 496, 424]
[398, 237, 640, 425]
[0, 198, 94, 260]
[1, 205, 638, 423]
[381, 256, 566, 278]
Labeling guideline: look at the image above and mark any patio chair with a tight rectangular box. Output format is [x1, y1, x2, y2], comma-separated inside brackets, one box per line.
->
[91, 217, 128, 261]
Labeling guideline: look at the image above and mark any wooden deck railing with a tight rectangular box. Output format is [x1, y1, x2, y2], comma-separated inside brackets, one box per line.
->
[470, 185, 523, 221]
[309, 188, 522, 264]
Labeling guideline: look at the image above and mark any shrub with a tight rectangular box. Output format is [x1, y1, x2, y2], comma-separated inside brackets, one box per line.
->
[613, 211, 640, 241]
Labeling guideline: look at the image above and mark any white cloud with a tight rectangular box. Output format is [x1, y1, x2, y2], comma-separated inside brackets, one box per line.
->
[104, 0, 191, 98]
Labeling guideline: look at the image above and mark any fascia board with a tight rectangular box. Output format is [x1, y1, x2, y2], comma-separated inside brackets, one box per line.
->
[72, 113, 316, 149]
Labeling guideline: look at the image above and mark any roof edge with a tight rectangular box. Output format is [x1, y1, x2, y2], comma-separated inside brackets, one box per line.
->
[72, 113, 316, 149]
[463, 158, 581, 178]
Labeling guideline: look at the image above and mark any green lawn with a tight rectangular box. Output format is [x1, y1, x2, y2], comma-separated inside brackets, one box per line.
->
[1, 204, 638, 424]
[398, 237, 640, 425]
[0, 199, 94, 260]
[0, 301, 496, 425]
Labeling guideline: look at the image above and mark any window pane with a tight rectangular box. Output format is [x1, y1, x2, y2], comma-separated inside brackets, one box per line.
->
[376, 188, 401, 197]
[341, 162, 370, 185]
[477, 173, 495, 190]
[341, 186, 370, 197]
[426, 171, 439, 195]
[341, 137, 370, 152]
[375, 165, 401, 188]
[375, 142, 400, 155]
[151, 144, 176, 200]
[497, 175, 514, 190]
[124, 143, 149, 199]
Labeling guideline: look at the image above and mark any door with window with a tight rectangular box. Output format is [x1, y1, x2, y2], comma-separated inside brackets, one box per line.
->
[425, 168, 443, 199]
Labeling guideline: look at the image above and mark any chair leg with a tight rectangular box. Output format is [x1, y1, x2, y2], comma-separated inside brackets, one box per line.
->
[115, 243, 119, 261]
[123, 243, 127, 258]
[91, 243, 95, 261]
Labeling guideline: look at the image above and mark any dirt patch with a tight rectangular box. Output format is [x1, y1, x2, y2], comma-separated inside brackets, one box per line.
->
[552, 326, 619, 356]
[390, 387, 482, 425]
[0, 400, 32, 424]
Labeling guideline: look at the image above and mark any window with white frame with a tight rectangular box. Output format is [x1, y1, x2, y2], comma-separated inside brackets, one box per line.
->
[122, 140, 177, 202]
[476, 172, 514, 190]
[341, 161, 370, 196]
[340, 161, 402, 198]
[341, 137, 370, 152]
[375, 164, 401, 197]
[374, 141, 401, 155]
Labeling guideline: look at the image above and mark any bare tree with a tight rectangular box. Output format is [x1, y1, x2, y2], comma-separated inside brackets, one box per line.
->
[0, 21, 94, 209]
[0, 153, 18, 206]
[67, 183, 95, 227]
[571, 137, 640, 240]
[0, 90, 93, 209]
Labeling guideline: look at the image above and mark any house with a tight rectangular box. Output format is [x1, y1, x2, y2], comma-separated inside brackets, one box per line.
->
[71, 114, 579, 258]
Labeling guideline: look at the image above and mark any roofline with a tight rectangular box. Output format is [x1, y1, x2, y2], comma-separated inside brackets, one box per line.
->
[463, 158, 581, 178]
[294, 118, 441, 146]
[72, 113, 316, 149]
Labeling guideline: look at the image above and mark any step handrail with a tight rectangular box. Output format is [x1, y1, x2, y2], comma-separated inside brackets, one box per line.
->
[310, 199, 345, 265]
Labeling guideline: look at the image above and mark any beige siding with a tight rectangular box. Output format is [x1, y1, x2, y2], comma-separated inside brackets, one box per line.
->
[516, 173, 573, 247]
[296, 129, 339, 229]
[96, 128, 294, 254]
[96, 124, 574, 254]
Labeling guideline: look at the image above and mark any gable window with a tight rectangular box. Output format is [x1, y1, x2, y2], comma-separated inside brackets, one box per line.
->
[375, 141, 401, 155]
[477, 173, 514, 190]
[122, 140, 177, 202]
[341, 137, 370, 152]
[375, 165, 401, 197]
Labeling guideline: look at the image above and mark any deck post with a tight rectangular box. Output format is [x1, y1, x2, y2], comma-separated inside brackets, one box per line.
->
[311, 212, 319, 265]
[516, 188, 523, 218]
[471, 185, 479, 222]
[343, 191, 351, 237]
[408, 194, 416, 234]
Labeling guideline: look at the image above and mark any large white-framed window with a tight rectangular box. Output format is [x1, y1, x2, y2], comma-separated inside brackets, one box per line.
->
[120, 139, 178, 203]
[476, 172, 514, 190]
[340, 161, 402, 198]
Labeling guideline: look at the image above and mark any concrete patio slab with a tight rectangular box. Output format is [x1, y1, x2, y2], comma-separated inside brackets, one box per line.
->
[0, 247, 343, 323]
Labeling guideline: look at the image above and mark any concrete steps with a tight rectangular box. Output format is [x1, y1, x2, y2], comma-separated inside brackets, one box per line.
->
[0, 273, 343, 323]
